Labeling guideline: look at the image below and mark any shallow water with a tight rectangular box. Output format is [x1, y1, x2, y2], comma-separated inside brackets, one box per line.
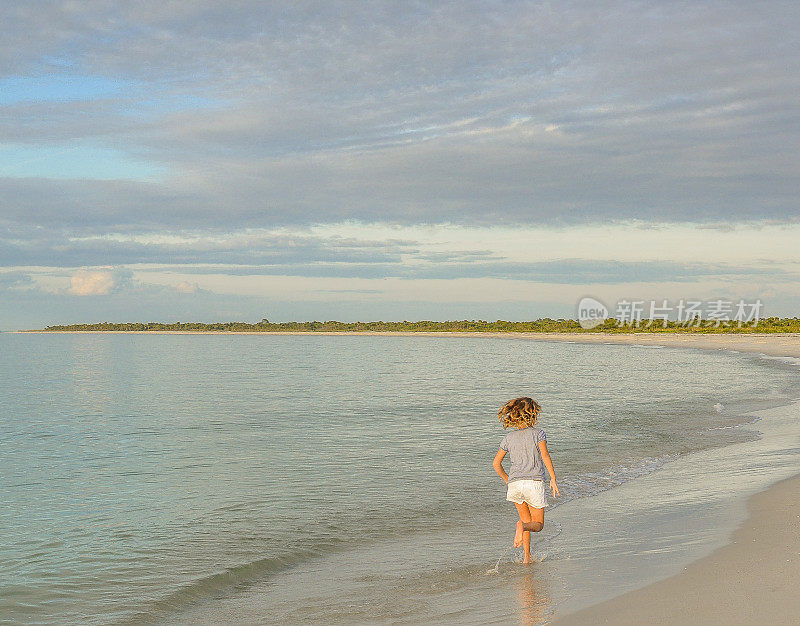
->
[1, 333, 798, 624]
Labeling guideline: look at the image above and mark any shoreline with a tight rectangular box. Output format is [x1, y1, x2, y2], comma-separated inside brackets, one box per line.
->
[554, 471, 800, 624]
[14, 330, 800, 358]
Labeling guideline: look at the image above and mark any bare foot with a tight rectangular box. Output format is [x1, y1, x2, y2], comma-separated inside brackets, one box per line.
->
[522, 553, 533, 564]
[514, 521, 523, 547]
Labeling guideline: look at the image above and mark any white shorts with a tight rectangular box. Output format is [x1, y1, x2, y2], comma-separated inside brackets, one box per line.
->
[506, 479, 548, 509]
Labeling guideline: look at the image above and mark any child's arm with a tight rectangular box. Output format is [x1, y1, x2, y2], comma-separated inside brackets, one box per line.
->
[492, 449, 509, 484]
[538, 441, 560, 497]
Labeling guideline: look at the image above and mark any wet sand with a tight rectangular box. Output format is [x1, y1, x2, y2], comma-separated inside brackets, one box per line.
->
[514, 331, 800, 359]
[554, 472, 800, 624]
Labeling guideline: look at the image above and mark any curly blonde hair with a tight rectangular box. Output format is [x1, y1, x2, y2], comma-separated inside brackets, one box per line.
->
[498, 396, 542, 429]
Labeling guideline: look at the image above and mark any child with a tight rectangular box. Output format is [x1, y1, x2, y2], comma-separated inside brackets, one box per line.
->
[492, 396, 559, 564]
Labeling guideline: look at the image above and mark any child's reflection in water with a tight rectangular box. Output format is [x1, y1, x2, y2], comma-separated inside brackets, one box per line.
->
[514, 571, 550, 625]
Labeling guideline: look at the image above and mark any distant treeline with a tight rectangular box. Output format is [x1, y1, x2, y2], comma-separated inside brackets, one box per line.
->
[41, 317, 800, 333]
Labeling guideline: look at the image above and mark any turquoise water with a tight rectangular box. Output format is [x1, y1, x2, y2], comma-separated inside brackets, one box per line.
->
[1, 333, 798, 624]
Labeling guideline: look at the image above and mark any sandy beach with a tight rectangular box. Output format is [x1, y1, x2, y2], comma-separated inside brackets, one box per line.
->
[555, 472, 800, 624]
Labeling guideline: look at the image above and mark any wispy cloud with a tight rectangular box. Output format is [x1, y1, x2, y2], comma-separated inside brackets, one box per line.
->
[0, 270, 33, 289]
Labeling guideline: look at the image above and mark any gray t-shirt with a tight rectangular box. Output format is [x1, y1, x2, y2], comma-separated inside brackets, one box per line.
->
[500, 427, 547, 482]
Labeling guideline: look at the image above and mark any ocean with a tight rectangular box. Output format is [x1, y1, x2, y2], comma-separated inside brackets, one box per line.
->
[2, 333, 799, 624]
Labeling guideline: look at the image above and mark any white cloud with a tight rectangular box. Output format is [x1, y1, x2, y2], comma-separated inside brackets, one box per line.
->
[174, 280, 200, 294]
[67, 268, 130, 296]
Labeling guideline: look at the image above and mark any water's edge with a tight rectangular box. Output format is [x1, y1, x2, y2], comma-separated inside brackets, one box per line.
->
[552, 468, 800, 624]
[546, 391, 800, 622]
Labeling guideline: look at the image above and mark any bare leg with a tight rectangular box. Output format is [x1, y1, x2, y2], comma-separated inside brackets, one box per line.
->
[513, 502, 533, 563]
[520, 506, 544, 534]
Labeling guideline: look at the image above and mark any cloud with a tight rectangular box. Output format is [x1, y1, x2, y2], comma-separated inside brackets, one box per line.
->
[0, 228, 420, 266]
[0, 0, 798, 238]
[67, 267, 132, 295]
[5, 222, 799, 285]
[1, 2, 799, 327]
[63, 267, 209, 297]
[0, 270, 33, 289]
[168, 258, 795, 284]
[174, 280, 200, 294]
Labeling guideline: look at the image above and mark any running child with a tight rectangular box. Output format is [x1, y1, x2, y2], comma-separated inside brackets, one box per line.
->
[492, 396, 559, 563]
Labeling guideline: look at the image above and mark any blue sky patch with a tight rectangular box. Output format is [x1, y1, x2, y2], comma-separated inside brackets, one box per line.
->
[0, 74, 135, 105]
[0, 143, 163, 180]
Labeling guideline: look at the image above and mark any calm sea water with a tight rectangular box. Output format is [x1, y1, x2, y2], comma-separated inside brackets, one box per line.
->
[1, 333, 798, 624]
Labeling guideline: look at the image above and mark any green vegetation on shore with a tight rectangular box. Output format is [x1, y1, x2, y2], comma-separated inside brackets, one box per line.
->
[40, 317, 800, 333]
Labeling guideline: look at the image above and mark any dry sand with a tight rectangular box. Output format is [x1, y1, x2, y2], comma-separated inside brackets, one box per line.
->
[554, 473, 800, 624]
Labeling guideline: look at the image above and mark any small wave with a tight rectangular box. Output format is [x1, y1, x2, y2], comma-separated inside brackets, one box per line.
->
[708, 415, 761, 430]
[122, 548, 324, 624]
[490, 520, 565, 572]
[756, 354, 800, 367]
[555, 455, 677, 507]
[713, 402, 724, 413]
[531, 520, 563, 563]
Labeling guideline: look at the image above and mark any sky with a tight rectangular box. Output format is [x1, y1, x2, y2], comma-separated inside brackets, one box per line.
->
[0, 1, 799, 329]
